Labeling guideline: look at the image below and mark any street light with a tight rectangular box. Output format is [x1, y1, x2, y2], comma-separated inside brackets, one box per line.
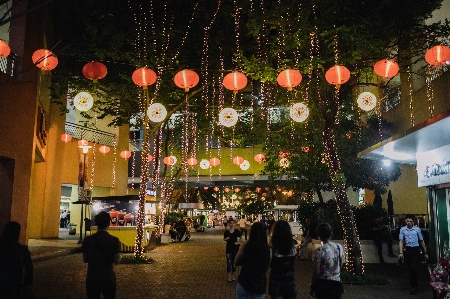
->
[77, 143, 92, 244]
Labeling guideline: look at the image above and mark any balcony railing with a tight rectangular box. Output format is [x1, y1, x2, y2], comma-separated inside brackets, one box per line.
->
[65, 122, 116, 146]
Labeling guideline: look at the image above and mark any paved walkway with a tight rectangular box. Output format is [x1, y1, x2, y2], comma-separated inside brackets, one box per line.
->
[28, 227, 434, 299]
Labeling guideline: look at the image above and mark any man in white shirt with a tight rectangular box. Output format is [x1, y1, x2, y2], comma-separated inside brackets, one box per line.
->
[238, 216, 248, 240]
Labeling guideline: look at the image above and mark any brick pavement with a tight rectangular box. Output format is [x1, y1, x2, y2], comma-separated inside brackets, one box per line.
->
[30, 227, 434, 299]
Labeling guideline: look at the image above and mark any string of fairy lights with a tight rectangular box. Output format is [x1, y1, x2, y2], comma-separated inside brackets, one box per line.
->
[408, 68, 415, 126]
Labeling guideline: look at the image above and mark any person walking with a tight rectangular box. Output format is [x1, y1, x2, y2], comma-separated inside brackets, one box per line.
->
[224, 219, 242, 282]
[310, 223, 344, 299]
[234, 222, 270, 299]
[372, 214, 396, 263]
[238, 216, 248, 240]
[82, 211, 121, 299]
[399, 214, 428, 295]
[175, 217, 187, 242]
[268, 220, 297, 299]
[0, 221, 34, 299]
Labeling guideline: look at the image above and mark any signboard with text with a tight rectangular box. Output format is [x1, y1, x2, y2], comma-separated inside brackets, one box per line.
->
[417, 144, 450, 187]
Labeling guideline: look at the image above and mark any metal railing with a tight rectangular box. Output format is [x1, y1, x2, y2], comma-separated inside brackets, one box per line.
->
[65, 122, 116, 146]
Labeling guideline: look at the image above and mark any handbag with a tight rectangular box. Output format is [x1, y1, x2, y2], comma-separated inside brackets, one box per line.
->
[311, 244, 344, 298]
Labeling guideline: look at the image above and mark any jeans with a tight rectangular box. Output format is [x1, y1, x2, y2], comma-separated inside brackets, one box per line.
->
[236, 282, 266, 299]
[226, 251, 238, 273]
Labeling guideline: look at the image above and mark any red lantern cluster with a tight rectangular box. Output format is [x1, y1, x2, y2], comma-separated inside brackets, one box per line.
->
[278, 151, 290, 158]
[0, 40, 11, 57]
[325, 65, 350, 85]
[277, 69, 302, 90]
[163, 156, 175, 165]
[82, 61, 107, 81]
[32, 49, 58, 70]
[374, 59, 399, 78]
[214, 187, 220, 192]
[132, 67, 157, 88]
[174, 70, 199, 92]
[224, 187, 231, 193]
[425, 45, 450, 66]
[223, 71, 247, 92]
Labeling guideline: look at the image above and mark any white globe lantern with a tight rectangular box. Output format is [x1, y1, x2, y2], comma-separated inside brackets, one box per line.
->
[219, 108, 239, 127]
[169, 155, 177, 165]
[240, 160, 250, 170]
[290, 103, 309, 122]
[73, 92, 94, 111]
[147, 103, 167, 122]
[199, 159, 210, 169]
[357, 92, 377, 111]
[280, 158, 290, 168]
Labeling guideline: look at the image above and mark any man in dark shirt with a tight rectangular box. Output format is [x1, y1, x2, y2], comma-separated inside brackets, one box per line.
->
[82, 211, 121, 299]
[372, 214, 396, 263]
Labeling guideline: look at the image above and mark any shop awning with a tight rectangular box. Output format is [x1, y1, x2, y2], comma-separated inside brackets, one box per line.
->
[358, 109, 450, 165]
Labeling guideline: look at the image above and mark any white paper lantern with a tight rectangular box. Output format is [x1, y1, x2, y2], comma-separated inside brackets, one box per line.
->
[357, 92, 377, 111]
[169, 155, 177, 165]
[200, 159, 210, 169]
[290, 103, 309, 122]
[73, 92, 94, 111]
[240, 160, 250, 170]
[219, 108, 239, 127]
[147, 103, 167, 122]
[280, 158, 290, 168]
[231, 194, 237, 200]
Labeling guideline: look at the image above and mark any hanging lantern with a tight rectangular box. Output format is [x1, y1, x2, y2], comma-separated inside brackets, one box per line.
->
[199, 159, 210, 169]
[174, 69, 199, 92]
[234, 188, 241, 193]
[82, 61, 107, 81]
[132, 67, 157, 88]
[224, 187, 231, 193]
[232, 156, 244, 165]
[278, 151, 290, 158]
[357, 92, 377, 111]
[240, 160, 250, 170]
[203, 186, 209, 190]
[73, 92, 94, 111]
[209, 157, 220, 167]
[147, 103, 167, 122]
[163, 156, 176, 165]
[280, 158, 290, 168]
[219, 108, 239, 127]
[425, 45, 450, 66]
[290, 103, 309, 122]
[120, 150, 132, 159]
[60, 133, 72, 143]
[187, 157, 198, 166]
[170, 155, 177, 165]
[78, 139, 88, 146]
[0, 40, 11, 57]
[277, 69, 302, 90]
[32, 49, 58, 70]
[223, 71, 247, 91]
[254, 153, 266, 163]
[301, 146, 310, 153]
[99, 145, 110, 154]
[325, 65, 350, 85]
[214, 187, 219, 192]
[147, 154, 154, 162]
[374, 59, 399, 78]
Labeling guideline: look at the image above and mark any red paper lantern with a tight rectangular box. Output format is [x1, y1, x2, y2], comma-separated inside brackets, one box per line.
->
[78, 139, 88, 146]
[174, 70, 199, 91]
[120, 150, 132, 159]
[60, 133, 72, 143]
[425, 45, 450, 66]
[254, 153, 266, 163]
[325, 65, 350, 85]
[277, 69, 302, 90]
[99, 145, 110, 154]
[187, 157, 198, 166]
[203, 186, 209, 190]
[234, 188, 240, 193]
[232, 156, 244, 165]
[147, 154, 154, 162]
[163, 156, 175, 165]
[132, 67, 157, 88]
[374, 59, 399, 78]
[278, 151, 290, 158]
[82, 61, 107, 81]
[209, 157, 220, 167]
[301, 146, 310, 153]
[224, 187, 231, 193]
[223, 71, 247, 91]
[0, 40, 11, 57]
[214, 187, 219, 192]
[32, 49, 58, 70]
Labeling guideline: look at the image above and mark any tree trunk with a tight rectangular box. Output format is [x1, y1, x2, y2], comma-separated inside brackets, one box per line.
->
[315, 186, 324, 203]
[322, 126, 363, 275]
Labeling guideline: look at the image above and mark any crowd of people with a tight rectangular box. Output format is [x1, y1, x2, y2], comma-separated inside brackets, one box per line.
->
[59, 209, 71, 228]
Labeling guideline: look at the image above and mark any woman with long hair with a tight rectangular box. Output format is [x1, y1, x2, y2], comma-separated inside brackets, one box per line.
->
[310, 223, 344, 299]
[234, 222, 270, 299]
[268, 220, 297, 299]
[0, 221, 33, 298]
